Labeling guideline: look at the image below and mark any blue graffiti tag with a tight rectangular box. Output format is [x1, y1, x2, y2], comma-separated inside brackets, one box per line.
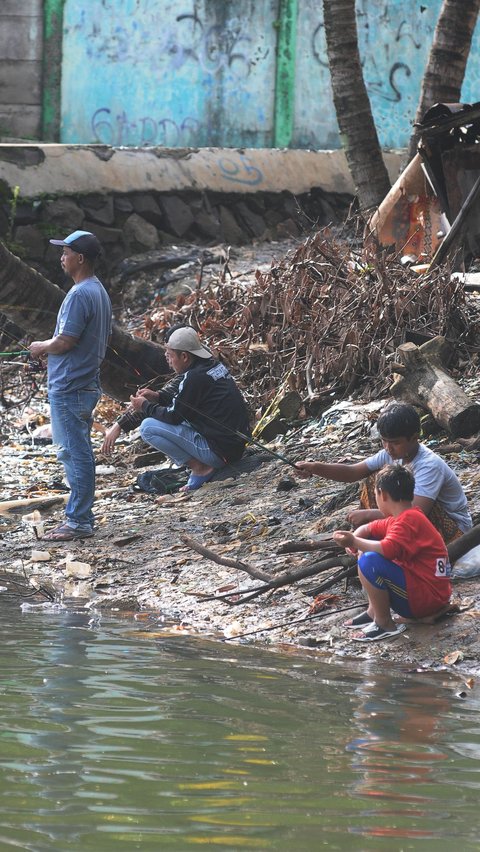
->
[217, 155, 263, 185]
[91, 108, 204, 146]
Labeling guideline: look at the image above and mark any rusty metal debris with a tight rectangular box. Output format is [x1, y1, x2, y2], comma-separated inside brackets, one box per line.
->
[370, 101, 480, 273]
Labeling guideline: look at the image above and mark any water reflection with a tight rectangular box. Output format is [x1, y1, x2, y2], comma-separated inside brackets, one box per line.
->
[0, 599, 479, 851]
[345, 665, 479, 843]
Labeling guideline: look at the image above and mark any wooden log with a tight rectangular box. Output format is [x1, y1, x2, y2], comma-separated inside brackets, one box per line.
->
[447, 523, 480, 566]
[390, 336, 480, 437]
[277, 533, 337, 554]
[0, 487, 129, 516]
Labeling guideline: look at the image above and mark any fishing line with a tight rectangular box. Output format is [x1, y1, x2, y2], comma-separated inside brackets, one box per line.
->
[0, 306, 300, 468]
[223, 602, 361, 640]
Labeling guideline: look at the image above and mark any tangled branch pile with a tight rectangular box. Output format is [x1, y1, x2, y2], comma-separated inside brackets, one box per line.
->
[143, 230, 480, 411]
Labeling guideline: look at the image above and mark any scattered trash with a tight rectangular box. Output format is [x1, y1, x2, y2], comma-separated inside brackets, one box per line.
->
[20, 602, 65, 613]
[276, 476, 297, 492]
[95, 465, 116, 476]
[444, 650, 465, 665]
[133, 469, 188, 494]
[64, 559, 93, 579]
[30, 549, 51, 562]
[223, 620, 244, 638]
[30, 424, 52, 440]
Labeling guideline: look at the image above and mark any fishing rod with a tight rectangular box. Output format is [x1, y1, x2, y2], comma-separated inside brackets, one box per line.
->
[0, 348, 45, 373]
[137, 391, 302, 470]
[0, 319, 302, 469]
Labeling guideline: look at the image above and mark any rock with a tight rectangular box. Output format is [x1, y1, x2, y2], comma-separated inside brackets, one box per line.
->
[123, 213, 160, 252]
[131, 193, 163, 227]
[12, 201, 38, 226]
[30, 550, 51, 562]
[81, 193, 115, 226]
[114, 196, 134, 221]
[13, 225, 45, 258]
[64, 559, 92, 579]
[158, 195, 194, 237]
[272, 218, 301, 239]
[218, 205, 247, 244]
[193, 208, 221, 239]
[40, 197, 84, 230]
[276, 476, 298, 492]
[82, 221, 124, 246]
[234, 201, 266, 238]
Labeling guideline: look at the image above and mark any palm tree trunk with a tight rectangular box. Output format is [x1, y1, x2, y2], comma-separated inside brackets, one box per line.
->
[407, 0, 480, 161]
[0, 240, 169, 400]
[323, 0, 391, 212]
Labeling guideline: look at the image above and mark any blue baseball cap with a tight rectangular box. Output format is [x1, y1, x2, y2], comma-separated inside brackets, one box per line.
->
[50, 230, 102, 259]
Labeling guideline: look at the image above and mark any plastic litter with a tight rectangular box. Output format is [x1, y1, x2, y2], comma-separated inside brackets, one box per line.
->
[452, 544, 480, 579]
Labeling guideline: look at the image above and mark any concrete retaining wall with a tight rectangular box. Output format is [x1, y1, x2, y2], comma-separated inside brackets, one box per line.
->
[0, 1, 43, 141]
[61, 0, 480, 150]
[0, 145, 402, 284]
[0, 144, 402, 198]
[3, 1, 480, 152]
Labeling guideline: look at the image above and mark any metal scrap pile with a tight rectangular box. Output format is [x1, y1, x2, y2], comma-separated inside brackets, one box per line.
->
[143, 230, 480, 411]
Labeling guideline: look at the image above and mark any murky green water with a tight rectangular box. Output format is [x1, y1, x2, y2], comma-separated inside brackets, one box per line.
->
[0, 598, 479, 851]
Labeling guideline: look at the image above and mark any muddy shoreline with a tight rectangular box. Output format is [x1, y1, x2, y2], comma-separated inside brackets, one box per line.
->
[1, 397, 479, 682]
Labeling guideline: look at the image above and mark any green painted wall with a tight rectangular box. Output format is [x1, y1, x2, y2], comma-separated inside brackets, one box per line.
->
[42, 0, 66, 141]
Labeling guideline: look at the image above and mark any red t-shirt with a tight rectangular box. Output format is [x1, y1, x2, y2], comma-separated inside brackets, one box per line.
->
[368, 508, 452, 617]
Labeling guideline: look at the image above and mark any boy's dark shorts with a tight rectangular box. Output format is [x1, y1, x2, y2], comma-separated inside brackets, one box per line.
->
[358, 551, 414, 617]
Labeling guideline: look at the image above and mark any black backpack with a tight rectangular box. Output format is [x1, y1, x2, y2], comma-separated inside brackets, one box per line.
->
[133, 469, 187, 495]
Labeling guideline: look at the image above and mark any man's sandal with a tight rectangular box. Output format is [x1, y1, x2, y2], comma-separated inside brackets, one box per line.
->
[42, 523, 94, 541]
[344, 611, 374, 629]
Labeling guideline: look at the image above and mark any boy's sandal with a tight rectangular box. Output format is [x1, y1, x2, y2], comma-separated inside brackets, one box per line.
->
[344, 611, 373, 629]
[42, 523, 94, 541]
[353, 622, 407, 643]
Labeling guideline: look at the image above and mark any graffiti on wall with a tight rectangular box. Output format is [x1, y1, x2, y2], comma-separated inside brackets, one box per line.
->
[217, 154, 263, 186]
[293, 0, 453, 149]
[84, 12, 266, 80]
[91, 108, 204, 147]
[62, 0, 480, 150]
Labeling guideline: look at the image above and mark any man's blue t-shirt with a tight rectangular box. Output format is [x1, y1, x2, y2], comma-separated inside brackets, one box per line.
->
[47, 276, 112, 393]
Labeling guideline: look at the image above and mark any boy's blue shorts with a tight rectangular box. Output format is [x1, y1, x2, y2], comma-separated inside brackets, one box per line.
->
[358, 551, 414, 618]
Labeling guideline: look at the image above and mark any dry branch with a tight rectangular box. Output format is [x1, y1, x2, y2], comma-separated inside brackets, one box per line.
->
[180, 535, 270, 582]
[181, 531, 355, 603]
[141, 229, 480, 411]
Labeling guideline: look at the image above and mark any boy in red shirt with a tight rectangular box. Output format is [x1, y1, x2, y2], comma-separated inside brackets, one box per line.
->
[333, 464, 452, 643]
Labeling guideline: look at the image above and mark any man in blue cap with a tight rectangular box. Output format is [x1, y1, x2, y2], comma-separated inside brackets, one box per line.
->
[29, 230, 112, 540]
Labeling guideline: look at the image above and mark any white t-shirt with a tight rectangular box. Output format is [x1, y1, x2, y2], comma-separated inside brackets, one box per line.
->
[365, 444, 472, 532]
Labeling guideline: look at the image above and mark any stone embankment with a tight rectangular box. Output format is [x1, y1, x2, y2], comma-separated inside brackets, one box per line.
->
[0, 144, 404, 283]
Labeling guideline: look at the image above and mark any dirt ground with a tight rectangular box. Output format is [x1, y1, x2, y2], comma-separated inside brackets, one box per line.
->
[1, 237, 479, 685]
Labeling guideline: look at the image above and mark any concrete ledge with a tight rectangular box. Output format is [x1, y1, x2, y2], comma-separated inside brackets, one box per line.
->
[0, 144, 404, 198]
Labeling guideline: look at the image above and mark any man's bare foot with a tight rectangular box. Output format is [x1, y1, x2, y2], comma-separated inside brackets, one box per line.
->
[180, 463, 216, 492]
[187, 459, 214, 477]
